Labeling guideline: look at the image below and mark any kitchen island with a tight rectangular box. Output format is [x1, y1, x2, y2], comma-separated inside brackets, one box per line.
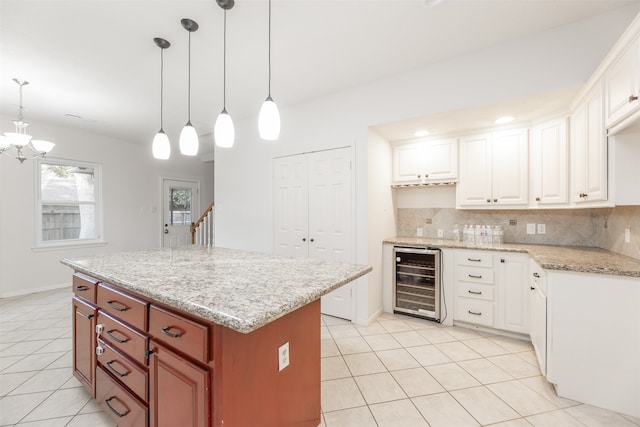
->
[62, 246, 371, 427]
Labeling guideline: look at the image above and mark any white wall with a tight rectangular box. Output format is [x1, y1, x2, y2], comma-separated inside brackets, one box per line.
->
[0, 117, 213, 297]
[215, 5, 639, 323]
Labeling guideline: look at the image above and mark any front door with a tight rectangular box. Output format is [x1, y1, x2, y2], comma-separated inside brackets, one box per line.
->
[162, 179, 199, 248]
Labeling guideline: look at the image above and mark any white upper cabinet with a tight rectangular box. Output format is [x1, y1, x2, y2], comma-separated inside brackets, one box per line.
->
[605, 38, 640, 132]
[531, 118, 569, 206]
[571, 83, 608, 204]
[457, 129, 528, 208]
[392, 138, 457, 184]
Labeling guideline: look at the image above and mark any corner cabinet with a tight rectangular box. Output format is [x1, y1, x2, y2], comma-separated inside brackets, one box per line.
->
[530, 118, 569, 206]
[605, 37, 640, 132]
[392, 138, 457, 184]
[457, 129, 528, 208]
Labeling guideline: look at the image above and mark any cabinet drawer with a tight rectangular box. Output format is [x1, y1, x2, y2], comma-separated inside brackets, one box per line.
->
[455, 283, 494, 301]
[96, 366, 148, 427]
[73, 272, 99, 303]
[98, 284, 148, 331]
[149, 305, 209, 363]
[457, 267, 495, 285]
[455, 298, 494, 327]
[98, 338, 148, 402]
[97, 310, 149, 366]
[456, 251, 493, 268]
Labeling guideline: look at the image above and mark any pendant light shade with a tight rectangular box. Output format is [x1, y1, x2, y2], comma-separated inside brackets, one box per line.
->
[258, 0, 280, 140]
[180, 19, 199, 156]
[152, 37, 171, 160]
[215, 9, 234, 148]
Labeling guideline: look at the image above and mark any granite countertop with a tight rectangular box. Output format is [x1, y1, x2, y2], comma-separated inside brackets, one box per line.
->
[61, 247, 372, 334]
[383, 237, 640, 278]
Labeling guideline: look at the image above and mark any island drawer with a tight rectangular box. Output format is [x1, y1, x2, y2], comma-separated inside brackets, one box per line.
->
[97, 310, 149, 366]
[98, 284, 149, 331]
[98, 338, 148, 402]
[456, 267, 495, 285]
[455, 298, 494, 327]
[73, 272, 99, 303]
[455, 251, 493, 268]
[149, 305, 209, 363]
[455, 283, 494, 301]
[96, 365, 148, 427]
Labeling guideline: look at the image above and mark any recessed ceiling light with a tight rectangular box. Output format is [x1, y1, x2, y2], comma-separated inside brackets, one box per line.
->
[414, 130, 430, 137]
[495, 116, 515, 124]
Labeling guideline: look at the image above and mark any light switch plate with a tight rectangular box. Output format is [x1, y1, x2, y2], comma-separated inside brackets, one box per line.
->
[417, 228, 423, 237]
[526, 224, 536, 235]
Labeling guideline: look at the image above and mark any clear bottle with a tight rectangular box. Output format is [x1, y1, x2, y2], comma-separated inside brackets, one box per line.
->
[486, 225, 493, 247]
[493, 225, 504, 246]
[475, 225, 482, 246]
[453, 224, 460, 243]
[467, 225, 474, 245]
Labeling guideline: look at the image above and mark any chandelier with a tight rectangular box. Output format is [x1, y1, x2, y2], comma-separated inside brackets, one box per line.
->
[0, 78, 55, 163]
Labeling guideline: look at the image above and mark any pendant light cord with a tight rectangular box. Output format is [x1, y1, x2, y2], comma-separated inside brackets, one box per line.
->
[188, 30, 192, 122]
[223, 10, 227, 110]
[268, 0, 271, 96]
[160, 47, 164, 130]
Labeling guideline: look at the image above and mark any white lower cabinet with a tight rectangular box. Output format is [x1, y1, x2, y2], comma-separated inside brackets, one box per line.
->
[496, 253, 530, 334]
[529, 260, 547, 375]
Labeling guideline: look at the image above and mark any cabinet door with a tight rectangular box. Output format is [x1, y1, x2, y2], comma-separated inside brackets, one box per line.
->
[457, 134, 492, 206]
[496, 255, 530, 334]
[492, 129, 528, 205]
[424, 139, 458, 181]
[585, 86, 607, 202]
[149, 340, 210, 427]
[530, 282, 547, 376]
[73, 296, 96, 397]
[531, 119, 568, 205]
[392, 143, 423, 183]
[605, 39, 640, 128]
[570, 103, 587, 203]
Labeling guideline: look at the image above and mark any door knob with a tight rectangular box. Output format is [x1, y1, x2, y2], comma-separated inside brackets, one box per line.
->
[164, 229, 169, 234]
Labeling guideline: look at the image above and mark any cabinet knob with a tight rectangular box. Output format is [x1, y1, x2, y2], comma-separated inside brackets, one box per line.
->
[629, 95, 638, 103]
[310, 238, 315, 242]
[579, 192, 588, 198]
[302, 238, 306, 242]
[486, 199, 491, 203]
[493, 198, 498, 203]
[535, 197, 540, 202]
[417, 174, 421, 179]
[530, 286, 536, 290]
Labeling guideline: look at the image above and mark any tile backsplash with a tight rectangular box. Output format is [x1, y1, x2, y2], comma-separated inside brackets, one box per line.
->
[396, 206, 640, 260]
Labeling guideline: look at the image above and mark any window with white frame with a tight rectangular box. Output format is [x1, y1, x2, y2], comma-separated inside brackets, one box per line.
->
[36, 158, 103, 246]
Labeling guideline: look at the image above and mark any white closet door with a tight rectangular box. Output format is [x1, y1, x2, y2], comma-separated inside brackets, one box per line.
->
[273, 155, 309, 258]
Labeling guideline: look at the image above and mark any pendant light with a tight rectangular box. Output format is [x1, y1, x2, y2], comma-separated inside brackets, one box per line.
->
[179, 18, 199, 156]
[152, 37, 171, 160]
[214, 5, 235, 148]
[258, 0, 280, 140]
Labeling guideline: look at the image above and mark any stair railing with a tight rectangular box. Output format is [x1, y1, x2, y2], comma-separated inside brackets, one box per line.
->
[190, 201, 215, 247]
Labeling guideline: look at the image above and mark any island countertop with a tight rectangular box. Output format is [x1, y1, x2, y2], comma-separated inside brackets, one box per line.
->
[61, 246, 372, 333]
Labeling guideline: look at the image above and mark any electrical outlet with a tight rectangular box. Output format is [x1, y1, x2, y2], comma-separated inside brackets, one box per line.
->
[526, 224, 536, 235]
[537, 224, 546, 234]
[425, 219, 432, 224]
[437, 229, 443, 238]
[278, 342, 290, 371]
[625, 228, 631, 243]
[417, 227, 423, 237]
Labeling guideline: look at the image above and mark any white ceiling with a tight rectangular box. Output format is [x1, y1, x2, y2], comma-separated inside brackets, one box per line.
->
[0, 0, 635, 150]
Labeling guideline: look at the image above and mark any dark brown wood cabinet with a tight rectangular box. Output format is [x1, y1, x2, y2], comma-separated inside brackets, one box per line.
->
[72, 296, 97, 397]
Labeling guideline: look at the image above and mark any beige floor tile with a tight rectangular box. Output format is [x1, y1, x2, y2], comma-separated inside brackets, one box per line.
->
[34, 338, 72, 354]
[488, 354, 541, 378]
[487, 380, 558, 416]
[2, 352, 66, 374]
[78, 397, 103, 414]
[0, 371, 37, 396]
[14, 417, 73, 426]
[514, 350, 539, 367]
[391, 367, 445, 397]
[518, 376, 580, 409]
[0, 340, 53, 357]
[369, 399, 430, 427]
[488, 335, 534, 353]
[322, 315, 351, 326]
[323, 406, 377, 427]
[343, 352, 386, 376]
[353, 372, 407, 404]
[458, 358, 513, 384]
[334, 337, 371, 355]
[445, 326, 483, 341]
[451, 386, 520, 425]
[322, 356, 352, 381]
[0, 391, 52, 425]
[321, 326, 332, 340]
[564, 404, 639, 426]
[65, 411, 116, 427]
[321, 339, 340, 357]
[22, 387, 92, 422]
[426, 363, 481, 390]
[328, 324, 360, 339]
[390, 330, 430, 348]
[355, 323, 388, 337]
[9, 368, 74, 395]
[47, 351, 73, 369]
[21, 328, 69, 342]
[375, 348, 420, 371]
[487, 419, 532, 427]
[379, 320, 413, 333]
[402, 316, 440, 330]
[526, 409, 584, 426]
[435, 341, 482, 361]
[0, 329, 38, 343]
[406, 344, 452, 367]
[412, 392, 480, 426]
[464, 338, 511, 357]
[363, 334, 402, 351]
[0, 355, 24, 372]
[418, 328, 458, 344]
[321, 378, 366, 412]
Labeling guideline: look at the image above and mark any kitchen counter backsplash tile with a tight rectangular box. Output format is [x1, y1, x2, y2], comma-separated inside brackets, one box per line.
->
[61, 247, 371, 334]
[384, 237, 640, 277]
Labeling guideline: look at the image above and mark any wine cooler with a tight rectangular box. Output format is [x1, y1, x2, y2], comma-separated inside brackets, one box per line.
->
[393, 246, 441, 322]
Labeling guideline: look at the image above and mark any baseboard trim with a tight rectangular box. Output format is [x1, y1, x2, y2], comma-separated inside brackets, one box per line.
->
[0, 282, 69, 299]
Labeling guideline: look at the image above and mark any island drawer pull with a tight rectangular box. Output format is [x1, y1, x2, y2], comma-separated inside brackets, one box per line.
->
[105, 396, 129, 418]
[467, 258, 481, 262]
[106, 330, 129, 344]
[468, 290, 482, 295]
[106, 300, 129, 312]
[162, 326, 183, 338]
[468, 274, 482, 279]
[468, 310, 482, 316]
[75, 285, 89, 291]
[106, 360, 129, 378]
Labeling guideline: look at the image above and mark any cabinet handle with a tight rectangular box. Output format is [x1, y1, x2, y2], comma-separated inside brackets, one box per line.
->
[106, 329, 129, 344]
[104, 396, 129, 418]
[467, 258, 481, 262]
[106, 360, 129, 378]
[579, 192, 588, 198]
[533, 272, 540, 278]
[468, 310, 482, 316]
[162, 326, 182, 338]
[75, 285, 89, 291]
[468, 290, 482, 295]
[629, 95, 638, 103]
[106, 300, 128, 312]
[535, 197, 540, 202]
[86, 313, 95, 320]
[531, 286, 536, 290]
[500, 259, 505, 263]
[468, 274, 482, 279]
